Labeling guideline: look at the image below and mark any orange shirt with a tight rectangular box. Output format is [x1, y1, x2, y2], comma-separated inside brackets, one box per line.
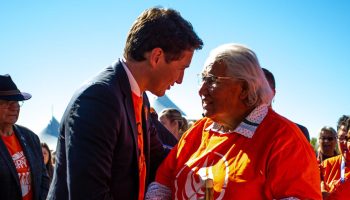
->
[131, 92, 146, 200]
[325, 178, 350, 200]
[1, 133, 33, 200]
[155, 107, 321, 199]
[320, 155, 350, 194]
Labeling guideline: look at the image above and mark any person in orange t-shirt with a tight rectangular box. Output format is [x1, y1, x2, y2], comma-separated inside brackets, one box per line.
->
[145, 44, 321, 200]
[0, 74, 49, 200]
[321, 117, 350, 199]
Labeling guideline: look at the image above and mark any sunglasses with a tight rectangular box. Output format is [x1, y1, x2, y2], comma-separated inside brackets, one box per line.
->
[319, 137, 335, 141]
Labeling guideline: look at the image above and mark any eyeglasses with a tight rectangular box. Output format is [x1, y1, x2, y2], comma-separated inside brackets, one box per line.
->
[319, 136, 336, 142]
[198, 73, 237, 88]
[0, 100, 24, 109]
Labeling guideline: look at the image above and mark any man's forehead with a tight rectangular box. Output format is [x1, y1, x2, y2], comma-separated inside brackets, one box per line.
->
[321, 130, 333, 135]
[340, 125, 347, 131]
[338, 125, 347, 136]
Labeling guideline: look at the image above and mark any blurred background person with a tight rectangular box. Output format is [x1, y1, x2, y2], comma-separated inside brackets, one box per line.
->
[149, 107, 178, 149]
[336, 115, 349, 159]
[262, 67, 310, 142]
[146, 44, 321, 199]
[41, 142, 54, 183]
[320, 117, 350, 199]
[316, 126, 338, 163]
[0, 74, 49, 200]
[159, 108, 188, 140]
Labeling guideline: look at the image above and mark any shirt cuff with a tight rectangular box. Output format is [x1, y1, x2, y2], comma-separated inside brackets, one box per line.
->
[145, 182, 171, 200]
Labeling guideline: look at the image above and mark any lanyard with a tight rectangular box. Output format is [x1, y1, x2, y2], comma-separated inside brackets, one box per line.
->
[340, 156, 345, 183]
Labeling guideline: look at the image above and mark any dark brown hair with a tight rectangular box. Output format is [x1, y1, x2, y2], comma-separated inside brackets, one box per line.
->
[41, 142, 54, 180]
[124, 7, 203, 62]
[262, 68, 276, 90]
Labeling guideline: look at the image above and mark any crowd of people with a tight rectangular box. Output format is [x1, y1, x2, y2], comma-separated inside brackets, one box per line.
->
[1, 6, 349, 200]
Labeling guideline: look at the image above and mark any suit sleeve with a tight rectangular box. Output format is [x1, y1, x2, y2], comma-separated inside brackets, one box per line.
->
[148, 122, 169, 183]
[145, 100, 169, 183]
[64, 84, 119, 200]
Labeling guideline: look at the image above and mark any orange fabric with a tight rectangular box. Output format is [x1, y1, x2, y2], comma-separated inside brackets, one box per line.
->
[320, 155, 350, 194]
[155, 110, 321, 199]
[1, 134, 33, 200]
[131, 92, 146, 200]
[325, 178, 350, 200]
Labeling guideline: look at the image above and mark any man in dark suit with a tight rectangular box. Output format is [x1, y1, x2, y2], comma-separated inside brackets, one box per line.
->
[47, 7, 203, 200]
[0, 74, 50, 200]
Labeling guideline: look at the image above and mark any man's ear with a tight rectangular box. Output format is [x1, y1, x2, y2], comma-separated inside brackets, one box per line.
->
[239, 81, 249, 100]
[149, 48, 163, 66]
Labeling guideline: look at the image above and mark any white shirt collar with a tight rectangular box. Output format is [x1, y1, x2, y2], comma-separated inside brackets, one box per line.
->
[205, 104, 269, 138]
[120, 58, 142, 97]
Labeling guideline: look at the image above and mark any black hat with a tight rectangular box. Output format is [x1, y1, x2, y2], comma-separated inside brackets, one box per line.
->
[0, 74, 32, 101]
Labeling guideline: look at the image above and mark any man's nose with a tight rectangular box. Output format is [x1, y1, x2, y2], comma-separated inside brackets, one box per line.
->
[175, 71, 184, 84]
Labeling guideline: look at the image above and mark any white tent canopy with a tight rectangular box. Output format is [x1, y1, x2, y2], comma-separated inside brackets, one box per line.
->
[149, 94, 186, 117]
[38, 116, 59, 151]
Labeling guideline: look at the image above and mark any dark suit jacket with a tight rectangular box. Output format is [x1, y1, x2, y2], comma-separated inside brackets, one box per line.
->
[48, 61, 167, 200]
[0, 125, 50, 200]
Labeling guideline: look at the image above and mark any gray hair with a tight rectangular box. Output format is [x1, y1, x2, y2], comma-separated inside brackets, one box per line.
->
[204, 43, 273, 107]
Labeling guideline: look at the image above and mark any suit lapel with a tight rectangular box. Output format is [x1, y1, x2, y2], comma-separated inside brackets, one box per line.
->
[115, 61, 139, 158]
[0, 128, 21, 187]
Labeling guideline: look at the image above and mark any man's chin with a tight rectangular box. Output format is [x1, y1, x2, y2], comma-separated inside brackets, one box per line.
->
[151, 90, 166, 97]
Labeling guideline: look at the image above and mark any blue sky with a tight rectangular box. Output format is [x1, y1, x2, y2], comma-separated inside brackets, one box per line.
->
[1, 1, 349, 140]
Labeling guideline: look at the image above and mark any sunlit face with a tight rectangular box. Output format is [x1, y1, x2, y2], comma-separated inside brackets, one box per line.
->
[42, 147, 50, 165]
[0, 100, 20, 126]
[338, 125, 348, 156]
[318, 130, 337, 156]
[149, 50, 194, 96]
[198, 61, 243, 124]
[159, 115, 179, 139]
